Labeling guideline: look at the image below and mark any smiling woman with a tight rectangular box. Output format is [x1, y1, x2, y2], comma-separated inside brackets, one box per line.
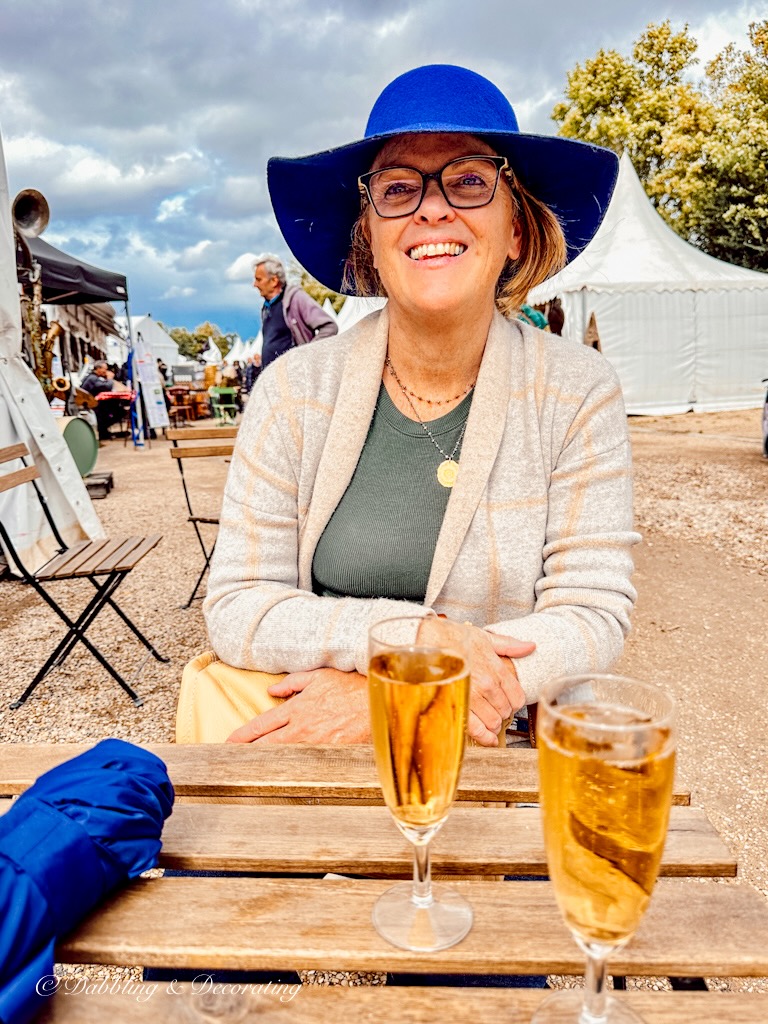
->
[178, 64, 640, 750]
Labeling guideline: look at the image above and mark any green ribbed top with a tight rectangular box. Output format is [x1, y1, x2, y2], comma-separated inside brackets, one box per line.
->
[312, 383, 473, 602]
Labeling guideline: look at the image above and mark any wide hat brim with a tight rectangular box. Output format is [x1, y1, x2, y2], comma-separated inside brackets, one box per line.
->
[268, 64, 618, 295]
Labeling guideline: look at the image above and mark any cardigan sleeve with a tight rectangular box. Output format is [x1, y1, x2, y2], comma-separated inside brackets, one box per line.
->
[485, 361, 640, 703]
[203, 369, 431, 675]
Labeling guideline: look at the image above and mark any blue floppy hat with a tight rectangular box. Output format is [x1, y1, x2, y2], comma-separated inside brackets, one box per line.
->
[267, 64, 618, 295]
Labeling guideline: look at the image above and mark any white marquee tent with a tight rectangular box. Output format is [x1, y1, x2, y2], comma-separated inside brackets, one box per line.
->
[530, 153, 768, 414]
[336, 296, 386, 333]
[115, 314, 181, 370]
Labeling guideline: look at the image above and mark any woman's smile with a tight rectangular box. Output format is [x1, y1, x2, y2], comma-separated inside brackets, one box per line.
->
[407, 241, 467, 261]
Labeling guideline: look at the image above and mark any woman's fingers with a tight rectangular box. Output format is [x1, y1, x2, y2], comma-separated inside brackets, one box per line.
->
[267, 671, 316, 697]
[467, 709, 501, 746]
[471, 673, 513, 722]
[487, 634, 536, 659]
[226, 704, 291, 743]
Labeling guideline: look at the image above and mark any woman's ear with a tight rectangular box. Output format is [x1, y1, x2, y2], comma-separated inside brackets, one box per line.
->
[508, 218, 523, 262]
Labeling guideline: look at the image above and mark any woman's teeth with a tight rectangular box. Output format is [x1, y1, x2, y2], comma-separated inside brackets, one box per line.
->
[408, 242, 466, 261]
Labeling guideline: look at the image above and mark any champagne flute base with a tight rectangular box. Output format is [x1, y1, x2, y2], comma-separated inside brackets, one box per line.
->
[531, 989, 649, 1024]
[372, 881, 473, 952]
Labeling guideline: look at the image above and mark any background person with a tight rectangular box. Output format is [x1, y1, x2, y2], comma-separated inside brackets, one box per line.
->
[253, 254, 338, 369]
[180, 64, 637, 747]
[244, 354, 262, 394]
[80, 359, 119, 440]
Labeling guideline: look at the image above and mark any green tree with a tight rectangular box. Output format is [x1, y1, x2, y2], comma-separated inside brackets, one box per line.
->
[691, 22, 768, 268]
[167, 322, 236, 361]
[552, 19, 768, 271]
[289, 262, 346, 314]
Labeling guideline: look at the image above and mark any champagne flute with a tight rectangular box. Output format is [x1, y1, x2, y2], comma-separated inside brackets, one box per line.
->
[533, 674, 677, 1024]
[368, 615, 473, 951]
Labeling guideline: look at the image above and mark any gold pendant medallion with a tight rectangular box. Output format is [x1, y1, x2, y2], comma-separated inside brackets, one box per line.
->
[437, 459, 459, 488]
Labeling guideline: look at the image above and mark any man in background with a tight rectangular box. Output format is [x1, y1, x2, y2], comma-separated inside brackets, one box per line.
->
[252, 254, 337, 370]
[80, 360, 118, 440]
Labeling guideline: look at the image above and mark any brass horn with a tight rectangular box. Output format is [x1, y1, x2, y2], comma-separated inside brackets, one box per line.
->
[12, 189, 50, 239]
[52, 376, 71, 394]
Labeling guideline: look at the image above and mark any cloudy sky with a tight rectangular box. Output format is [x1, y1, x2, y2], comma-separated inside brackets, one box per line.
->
[2, 0, 765, 341]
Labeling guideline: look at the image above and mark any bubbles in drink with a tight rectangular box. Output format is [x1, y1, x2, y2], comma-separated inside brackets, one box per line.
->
[369, 650, 469, 828]
[539, 703, 676, 945]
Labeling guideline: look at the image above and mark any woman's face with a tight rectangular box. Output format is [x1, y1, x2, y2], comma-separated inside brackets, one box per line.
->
[366, 133, 521, 318]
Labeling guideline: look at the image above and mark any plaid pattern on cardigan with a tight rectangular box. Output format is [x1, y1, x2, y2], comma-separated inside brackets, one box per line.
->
[204, 308, 639, 702]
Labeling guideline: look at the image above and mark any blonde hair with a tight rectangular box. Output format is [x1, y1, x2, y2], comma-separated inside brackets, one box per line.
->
[341, 167, 567, 315]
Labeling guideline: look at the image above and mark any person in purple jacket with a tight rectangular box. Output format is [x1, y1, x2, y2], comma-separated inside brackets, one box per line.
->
[252, 253, 338, 368]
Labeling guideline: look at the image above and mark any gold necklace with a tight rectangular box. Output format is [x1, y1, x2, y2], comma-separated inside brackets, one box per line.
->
[385, 356, 472, 488]
[385, 358, 476, 406]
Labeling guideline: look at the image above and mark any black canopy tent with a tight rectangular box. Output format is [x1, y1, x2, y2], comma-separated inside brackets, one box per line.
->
[24, 237, 148, 446]
[27, 236, 128, 305]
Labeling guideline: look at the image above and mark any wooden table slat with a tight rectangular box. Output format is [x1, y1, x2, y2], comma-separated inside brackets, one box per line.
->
[59, 877, 768, 977]
[0, 744, 692, 804]
[37, 988, 768, 1024]
[155, 804, 734, 878]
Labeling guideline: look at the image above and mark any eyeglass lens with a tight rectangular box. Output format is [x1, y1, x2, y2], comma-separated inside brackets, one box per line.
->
[366, 157, 502, 216]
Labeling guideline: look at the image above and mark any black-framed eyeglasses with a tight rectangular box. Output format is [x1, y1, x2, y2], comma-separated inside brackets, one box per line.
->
[358, 155, 509, 218]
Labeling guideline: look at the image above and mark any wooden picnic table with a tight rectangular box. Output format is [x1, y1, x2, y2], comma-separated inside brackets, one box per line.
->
[0, 743, 765, 1023]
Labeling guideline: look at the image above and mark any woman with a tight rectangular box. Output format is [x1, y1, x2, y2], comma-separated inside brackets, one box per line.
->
[178, 64, 638, 746]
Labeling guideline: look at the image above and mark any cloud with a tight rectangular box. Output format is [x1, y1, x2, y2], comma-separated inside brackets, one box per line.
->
[2, 0, 759, 339]
[162, 285, 197, 299]
[156, 196, 188, 221]
[175, 239, 229, 270]
[226, 253, 258, 281]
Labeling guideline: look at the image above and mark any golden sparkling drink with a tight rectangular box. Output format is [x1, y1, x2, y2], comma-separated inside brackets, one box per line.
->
[369, 650, 469, 828]
[539, 705, 676, 945]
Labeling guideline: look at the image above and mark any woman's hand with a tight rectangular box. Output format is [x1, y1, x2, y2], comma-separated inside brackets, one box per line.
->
[226, 669, 370, 744]
[417, 618, 535, 746]
[465, 628, 534, 745]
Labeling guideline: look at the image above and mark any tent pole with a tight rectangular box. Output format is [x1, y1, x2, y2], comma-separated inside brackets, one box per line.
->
[123, 301, 144, 448]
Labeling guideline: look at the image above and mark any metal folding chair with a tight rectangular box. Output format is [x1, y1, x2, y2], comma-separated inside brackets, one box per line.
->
[0, 443, 168, 708]
[167, 427, 237, 607]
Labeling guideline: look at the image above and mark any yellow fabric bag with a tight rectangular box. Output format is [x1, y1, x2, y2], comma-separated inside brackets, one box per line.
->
[176, 651, 286, 743]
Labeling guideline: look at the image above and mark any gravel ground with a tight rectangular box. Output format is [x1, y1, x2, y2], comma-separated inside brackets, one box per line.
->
[1, 408, 766, 995]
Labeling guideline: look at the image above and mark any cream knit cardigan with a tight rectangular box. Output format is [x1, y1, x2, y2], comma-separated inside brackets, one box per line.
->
[204, 307, 639, 703]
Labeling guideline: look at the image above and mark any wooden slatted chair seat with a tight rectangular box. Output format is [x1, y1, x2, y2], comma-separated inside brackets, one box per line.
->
[34, 535, 162, 581]
[0, 442, 168, 708]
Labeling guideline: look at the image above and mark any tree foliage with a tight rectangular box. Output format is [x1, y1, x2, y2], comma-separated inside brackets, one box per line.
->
[166, 321, 237, 361]
[552, 19, 768, 271]
[290, 262, 346, 314]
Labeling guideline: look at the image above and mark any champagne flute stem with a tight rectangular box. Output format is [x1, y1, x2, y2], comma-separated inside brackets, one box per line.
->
[411, 837, 433, 908]
[581, 947, 610, 1023]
